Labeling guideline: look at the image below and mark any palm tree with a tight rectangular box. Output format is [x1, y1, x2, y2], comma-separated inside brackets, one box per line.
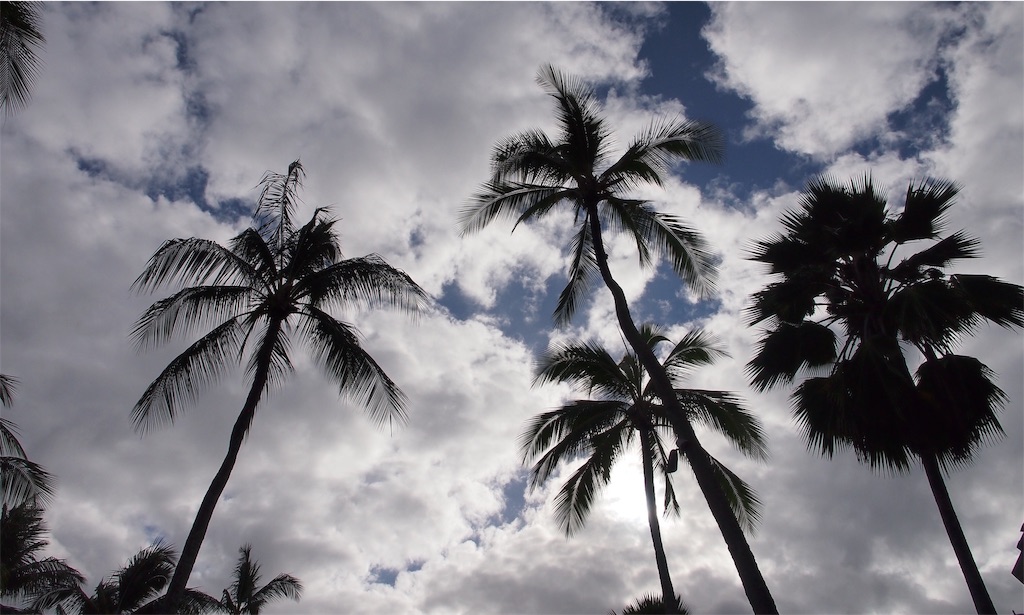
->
[0, 375, 54, 507]
[131, 160, 428, 602]
[524, 325, 766, 614]
[36, 542, 219, 614]
[0, 1, 45, 117]
[747, 175, 1023, 615]
[1, 501, 83, 613]
[460, 65, 777, 613]
[211, 544, 301, 615]
[612, 593, 689, 615]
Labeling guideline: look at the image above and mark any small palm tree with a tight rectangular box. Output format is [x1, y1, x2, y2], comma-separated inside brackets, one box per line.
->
[461, 65, 777, 613]
[0, 501, 83, 613]
[612, 592, 689, 615]
[212, 544, 301, 615]
[0, 1, 45, 117]
[36, 542, 218, 614]
[0, 375, 54, 507]
[523, 325, 766, 614]
[747, 175, 1023, 614]
[131, 160, 428, 601]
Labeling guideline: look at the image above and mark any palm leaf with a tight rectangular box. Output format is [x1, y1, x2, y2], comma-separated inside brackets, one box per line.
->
[131, 318, 247, 433]
[747, 322, 837, 391]
[520, 401, 627, 486]
[300, 254, 428, 315]
[130, 285, 253, 352]
[299, 306, 407, 429]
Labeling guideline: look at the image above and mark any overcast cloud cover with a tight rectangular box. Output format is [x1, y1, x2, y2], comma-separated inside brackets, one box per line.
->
[1, 3, 1022, 614]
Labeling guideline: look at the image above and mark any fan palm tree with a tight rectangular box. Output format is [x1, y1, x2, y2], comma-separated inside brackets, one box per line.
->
[0, 375, 54, 507]
[35, 542, 218, 614]
[0, 1, 45, 117]
[211, 544, 301, 615]
[131, 160, 428, 602]
[460, 65, 777, 613]
[0, 501, 83, 613]
[612, 593, 689, 615]
[747, 175, 1023, 615]
[523, 325, 767, 614]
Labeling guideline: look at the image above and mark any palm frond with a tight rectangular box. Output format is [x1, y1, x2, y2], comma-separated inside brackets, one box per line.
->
[130, 286, 253, 352]
[300, 254, 429, 316]
[661, 329, 725, 383]
[553, 221, 600, 327]
[889, 178, 960, 243]
[677, 390, 768, 461]
[299, 306, 407, 429]
[0, 0, 45, 117]
[914, 355, 1006, 470]
[458, 181, 568, 236]
[132, 238, 257, 295]
[533, 340, 632, 400]
[702, 453, 762, 534]
[114, 542, 176, 611]
[249, 574, 302, 610]
[603, 117, 724, 192]
[253, 160, 305, 253]
[949, 274, 1024, 330]
[888, 230, 979, 282]
[1, 454, 54, 506]
[747, 322, 838, 391]
[640, 210, 717, 299]
[551, 425, 628, 537]
[131, 318, 247, 433]
[0, 374, 18, 407]
[520, 401, 628, 485]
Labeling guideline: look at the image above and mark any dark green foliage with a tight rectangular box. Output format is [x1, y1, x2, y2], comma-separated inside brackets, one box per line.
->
[0, 1, 44, 117]
[748, 175, 1023, 471]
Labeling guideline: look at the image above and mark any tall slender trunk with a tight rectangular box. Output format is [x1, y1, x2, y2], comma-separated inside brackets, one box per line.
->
[921, 452, 997, 614]
[638, 425, 679, 615]
[587, 211, 777, 614]
[165, 320, 283, 602]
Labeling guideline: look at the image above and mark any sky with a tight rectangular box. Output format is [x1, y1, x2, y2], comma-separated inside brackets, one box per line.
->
[1, 2, 1022, 614]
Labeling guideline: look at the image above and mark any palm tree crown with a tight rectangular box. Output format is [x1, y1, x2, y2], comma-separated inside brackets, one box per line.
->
[746, 175, 1023, 614]
[459, 64, 722, 326]
[523, 325, 766, 611]
[747, 175, 1023, 470]
[1, 501, 83, 613]
[132, 160, 428, 599]
[36, 542, 219, 615]
[213, 544, 301, 615]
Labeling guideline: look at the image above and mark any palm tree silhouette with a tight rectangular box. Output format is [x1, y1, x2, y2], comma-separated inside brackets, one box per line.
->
[0, 375, 54, 507]
[211, 544, 301, 615]
[747, 175, 1023, 614]
[0, 1, 45, 117]
[460, 65, 777, 613]
[35, 542, 218, 614]
[524, 325, 766, 614]
[0, 501, 83, 613]
[131, 160, 428, 601]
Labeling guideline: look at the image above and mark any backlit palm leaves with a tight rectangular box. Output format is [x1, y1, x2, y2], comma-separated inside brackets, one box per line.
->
[212, 544, 301, 615]
[747, 175, 1023, 614]
[0, 501, 83, 613]
[462, 65, 777, 614]
[0, 374, 54, 507]
[0, 1, 45, 117]
[132, 160, 427, 600]
[523, 325, 766, 611]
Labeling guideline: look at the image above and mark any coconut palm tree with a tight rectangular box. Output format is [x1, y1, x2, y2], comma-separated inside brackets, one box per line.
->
[211, 544, 301, 615]
[0, 501, 83, 613]
[460, 65, 777, 613]
[524, 325, 766, 614]
[747, 175, 1023, 615]
[35, 541, 218, 614]
[131, 160, 428, 602]
[0, 1, 45, 117]
[0, 375, 54, 507]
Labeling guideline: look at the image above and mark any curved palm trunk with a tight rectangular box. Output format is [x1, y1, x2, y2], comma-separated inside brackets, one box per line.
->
[638, 426, 679, 615]
[165, 321, 283, 602]
[587, 211, 777, 614]
[921, 452, 997, 614]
